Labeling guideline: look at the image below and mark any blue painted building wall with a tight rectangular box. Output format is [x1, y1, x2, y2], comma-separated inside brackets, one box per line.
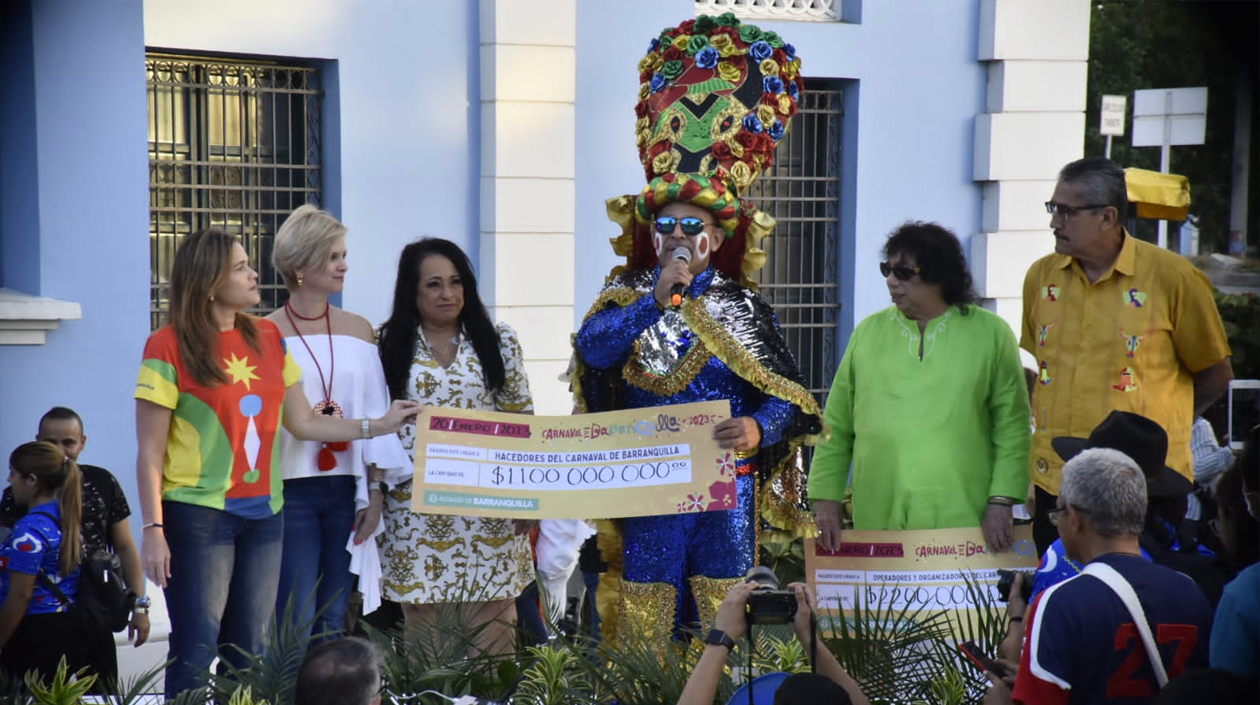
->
[0, 0, 151, 491]
[1, 0, 481, 512]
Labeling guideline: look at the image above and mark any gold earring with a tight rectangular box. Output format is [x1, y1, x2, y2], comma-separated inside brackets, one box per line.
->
[297, 274, 304, 287]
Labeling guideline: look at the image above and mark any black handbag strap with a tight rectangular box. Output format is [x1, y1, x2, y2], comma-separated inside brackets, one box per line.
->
[27, 510, 73, 608]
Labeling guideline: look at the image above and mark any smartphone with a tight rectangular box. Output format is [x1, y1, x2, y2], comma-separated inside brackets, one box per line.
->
[1228, 379, 1260, 451]
[958, 640, 1010, 679]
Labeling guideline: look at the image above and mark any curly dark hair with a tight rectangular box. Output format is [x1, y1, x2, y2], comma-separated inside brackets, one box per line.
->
[882, 221, 978, 313]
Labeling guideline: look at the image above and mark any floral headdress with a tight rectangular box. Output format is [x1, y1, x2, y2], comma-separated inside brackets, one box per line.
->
[607, 13, 804, 287]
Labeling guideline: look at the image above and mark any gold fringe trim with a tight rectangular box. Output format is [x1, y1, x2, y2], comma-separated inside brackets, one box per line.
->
[594, 518, 626, 641]
[581, 287, 645, 324]
[623, 337, 711, 396]
[681, 297, 823, 424]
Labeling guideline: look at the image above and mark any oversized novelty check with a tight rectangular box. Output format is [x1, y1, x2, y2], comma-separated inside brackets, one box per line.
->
[806, 526, 1039, 616]
[411, 401, 734, 518]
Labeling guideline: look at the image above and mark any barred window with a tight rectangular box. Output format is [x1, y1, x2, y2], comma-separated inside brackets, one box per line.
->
[746, 80, 843, 408]
[147, 53, 323, 330]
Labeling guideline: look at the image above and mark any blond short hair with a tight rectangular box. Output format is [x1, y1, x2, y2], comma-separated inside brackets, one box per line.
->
[272, 204, 348, 290]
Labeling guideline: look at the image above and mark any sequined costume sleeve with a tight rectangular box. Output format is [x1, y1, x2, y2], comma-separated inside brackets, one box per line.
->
[751, 397, 796, 447]
[575, 294, 661, 370]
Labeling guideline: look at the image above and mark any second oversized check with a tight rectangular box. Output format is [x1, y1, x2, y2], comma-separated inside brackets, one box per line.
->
[411, 401, 733, 518]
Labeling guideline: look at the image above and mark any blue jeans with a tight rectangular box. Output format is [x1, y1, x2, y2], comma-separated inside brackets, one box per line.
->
[276, 476, 357, 644]
[162, 501, 283, 698]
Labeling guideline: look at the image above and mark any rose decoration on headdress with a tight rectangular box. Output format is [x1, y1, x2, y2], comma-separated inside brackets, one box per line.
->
[633, 14, 803, 189]
[608, 13, 803, 288]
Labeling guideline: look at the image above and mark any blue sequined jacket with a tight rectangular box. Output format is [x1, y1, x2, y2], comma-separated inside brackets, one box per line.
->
[575, 266, 822, 492]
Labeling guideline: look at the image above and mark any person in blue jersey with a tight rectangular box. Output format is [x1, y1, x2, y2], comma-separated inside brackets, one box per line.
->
[986, 448, 1212, 705]
[0, 442, 88, 683]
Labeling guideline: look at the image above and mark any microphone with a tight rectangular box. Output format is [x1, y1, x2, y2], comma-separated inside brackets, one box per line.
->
[669, 247, 692, 308]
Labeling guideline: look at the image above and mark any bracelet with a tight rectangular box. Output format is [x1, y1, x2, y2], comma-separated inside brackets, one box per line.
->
[142, 522, 164, 530]
[987, 497, 1014, 506]
[361, 418, 372, 439]
[1008, 615, 1023, 623]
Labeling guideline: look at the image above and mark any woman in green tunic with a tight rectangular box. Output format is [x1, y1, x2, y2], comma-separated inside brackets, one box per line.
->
[809, 222, 1030, 552]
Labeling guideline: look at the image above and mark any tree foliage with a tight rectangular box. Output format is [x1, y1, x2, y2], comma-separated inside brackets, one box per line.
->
[1087, 0, 1259, 251]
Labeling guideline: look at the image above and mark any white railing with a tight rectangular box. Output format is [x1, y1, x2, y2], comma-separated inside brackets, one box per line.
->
[696, 0, 840, 23]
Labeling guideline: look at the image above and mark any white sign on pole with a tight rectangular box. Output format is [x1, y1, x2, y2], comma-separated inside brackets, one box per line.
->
[1100, 95, 1127, 136]
[1132, 87, 1208, 147]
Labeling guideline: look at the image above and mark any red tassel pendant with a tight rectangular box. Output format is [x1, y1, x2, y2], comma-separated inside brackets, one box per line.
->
[317, 445, 338, 471]
[327, 441, 350, 452]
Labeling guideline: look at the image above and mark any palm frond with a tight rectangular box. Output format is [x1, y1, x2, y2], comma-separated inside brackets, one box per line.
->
[24, 657, 97, 705]
[820, 589, 960, 704]
[95, 659, 169, 705]
[212, 593, 328, 705]
[512, 643, 596, 705]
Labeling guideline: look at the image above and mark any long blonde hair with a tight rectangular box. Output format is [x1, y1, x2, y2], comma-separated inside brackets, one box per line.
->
[9, 442, 82, 576]
[170, 229, 261, 387]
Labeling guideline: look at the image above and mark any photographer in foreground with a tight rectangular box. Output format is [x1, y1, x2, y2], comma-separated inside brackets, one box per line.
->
[985, 448, 1212, 705]
[678, 579, 869, 705]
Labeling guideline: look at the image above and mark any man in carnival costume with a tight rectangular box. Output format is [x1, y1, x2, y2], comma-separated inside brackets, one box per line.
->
[573, 13, 823, 644]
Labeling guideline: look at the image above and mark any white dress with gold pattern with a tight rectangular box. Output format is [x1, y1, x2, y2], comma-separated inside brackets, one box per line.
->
[379, 322, 535, 604]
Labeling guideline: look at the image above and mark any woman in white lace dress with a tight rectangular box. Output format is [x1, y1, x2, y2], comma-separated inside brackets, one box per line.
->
[376, 238, 534, 654]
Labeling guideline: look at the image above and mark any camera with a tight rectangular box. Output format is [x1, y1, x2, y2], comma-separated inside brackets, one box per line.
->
[996, 569, 1033, 604]
[744, 566, 797, 625]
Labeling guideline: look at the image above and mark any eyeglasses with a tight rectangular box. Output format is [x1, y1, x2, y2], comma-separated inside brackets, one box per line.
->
[377, 673, 389, 697]
[879, 261, 921, 281]
[654, 216, 711, 236]
[1047, 505, 1072, 527]
[1045, 201, 1110, 218]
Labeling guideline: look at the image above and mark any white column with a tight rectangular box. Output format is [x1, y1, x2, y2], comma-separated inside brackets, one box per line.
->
[972, 0, 1091, 335]
[479, 0, 577, 414]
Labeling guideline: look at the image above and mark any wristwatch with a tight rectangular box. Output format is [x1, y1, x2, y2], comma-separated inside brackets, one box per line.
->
[134, 595, 151, 615]
[704, 629, 735, 652]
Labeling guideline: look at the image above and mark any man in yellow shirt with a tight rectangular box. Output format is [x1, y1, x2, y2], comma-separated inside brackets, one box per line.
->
[1021, 157, 1232, 554]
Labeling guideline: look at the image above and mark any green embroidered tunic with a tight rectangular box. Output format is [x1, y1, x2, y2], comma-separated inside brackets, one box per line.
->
[808, 305, 1031, 530]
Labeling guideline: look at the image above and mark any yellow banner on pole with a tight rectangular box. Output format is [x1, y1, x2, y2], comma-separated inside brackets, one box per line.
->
[410, 401, 734, 518]
[806, 527, 1039, 615]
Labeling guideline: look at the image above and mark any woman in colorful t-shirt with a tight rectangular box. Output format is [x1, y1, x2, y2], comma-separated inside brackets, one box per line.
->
[0, 442, 87, 683]
[134, 229, 418, 698]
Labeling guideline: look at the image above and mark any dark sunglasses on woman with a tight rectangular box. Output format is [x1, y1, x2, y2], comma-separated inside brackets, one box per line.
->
[654, 216, 710, 236]
[879, 261, 921, 281]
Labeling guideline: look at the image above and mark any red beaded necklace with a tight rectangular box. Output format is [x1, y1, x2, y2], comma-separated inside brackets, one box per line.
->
[285, 301, 349, 470]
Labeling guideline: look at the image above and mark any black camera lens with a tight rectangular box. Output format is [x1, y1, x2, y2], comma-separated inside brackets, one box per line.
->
[745, 565, 780, 589]
[996, 569, 1033, 603]
[744, 566, 797, 625]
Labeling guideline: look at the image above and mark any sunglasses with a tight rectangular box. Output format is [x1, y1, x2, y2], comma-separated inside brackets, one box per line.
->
[879, 261, 921, 281]
[1045, 201, 1109, 218]
[654, 216, 711, 236]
